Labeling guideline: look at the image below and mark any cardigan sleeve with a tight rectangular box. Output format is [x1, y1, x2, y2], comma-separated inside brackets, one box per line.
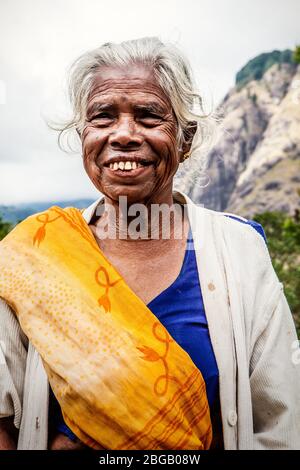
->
[0, 297, 28, 429]
[249, 285, 300, 449]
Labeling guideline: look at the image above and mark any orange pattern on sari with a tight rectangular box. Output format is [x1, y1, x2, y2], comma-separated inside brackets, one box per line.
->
[0, 205, 212, 450]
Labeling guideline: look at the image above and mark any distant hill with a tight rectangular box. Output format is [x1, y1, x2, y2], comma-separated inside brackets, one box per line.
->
[0, 198, 95, 225]
[235, 49, 294, 89]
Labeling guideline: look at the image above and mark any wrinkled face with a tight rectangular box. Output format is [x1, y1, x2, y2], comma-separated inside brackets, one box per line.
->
[81, 64, 180, 205]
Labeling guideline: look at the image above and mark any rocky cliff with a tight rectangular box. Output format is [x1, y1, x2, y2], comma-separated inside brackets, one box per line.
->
[175, 51, 300, 218]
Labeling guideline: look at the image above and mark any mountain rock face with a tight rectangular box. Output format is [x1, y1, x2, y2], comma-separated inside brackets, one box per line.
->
[175, 53, 300, 218]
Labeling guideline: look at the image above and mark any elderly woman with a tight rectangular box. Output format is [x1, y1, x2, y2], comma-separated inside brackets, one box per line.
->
[0, 37, 299, 451]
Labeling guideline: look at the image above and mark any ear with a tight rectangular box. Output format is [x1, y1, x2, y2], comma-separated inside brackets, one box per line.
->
[179, 121, 197, 162]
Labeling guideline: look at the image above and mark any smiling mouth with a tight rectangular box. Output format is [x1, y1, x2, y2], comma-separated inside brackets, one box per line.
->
[103, 158, 154, 172]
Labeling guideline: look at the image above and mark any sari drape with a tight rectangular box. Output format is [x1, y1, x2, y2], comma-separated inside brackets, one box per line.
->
[0, 205, 212, 450]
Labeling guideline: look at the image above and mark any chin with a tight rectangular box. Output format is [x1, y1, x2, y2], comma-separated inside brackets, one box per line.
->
[103, 186, 153, 205]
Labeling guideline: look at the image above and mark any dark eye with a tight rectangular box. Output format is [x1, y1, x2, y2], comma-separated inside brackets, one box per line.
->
[89, 113, 114, 126]
[92, 113, 113, 120]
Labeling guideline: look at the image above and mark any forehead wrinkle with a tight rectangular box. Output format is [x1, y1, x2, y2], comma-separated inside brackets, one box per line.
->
[88, 77, 172, 108]
[87, 90, 172, 116]
[91, 75, 158, 90]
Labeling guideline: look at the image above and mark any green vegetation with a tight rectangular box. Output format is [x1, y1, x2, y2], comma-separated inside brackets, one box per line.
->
[254, 211, 300, 336]
[0, 214, 13, 240]
[293, 45, 300, 64]
[236, 49, 294, 89]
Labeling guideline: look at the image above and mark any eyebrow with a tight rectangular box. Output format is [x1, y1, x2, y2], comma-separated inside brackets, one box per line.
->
[133, 103, 165, 114]
[87, 103, 116, 116]
[87, 101, 166, 117]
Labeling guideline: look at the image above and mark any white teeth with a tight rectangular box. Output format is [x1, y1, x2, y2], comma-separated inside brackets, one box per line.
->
[109, 160, 143, 171]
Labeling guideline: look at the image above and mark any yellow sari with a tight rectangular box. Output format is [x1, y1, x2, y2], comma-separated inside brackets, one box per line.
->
[0, 205, 212, 450]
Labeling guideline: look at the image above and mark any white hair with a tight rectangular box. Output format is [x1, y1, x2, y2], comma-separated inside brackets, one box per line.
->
[55, 37, 219, 176]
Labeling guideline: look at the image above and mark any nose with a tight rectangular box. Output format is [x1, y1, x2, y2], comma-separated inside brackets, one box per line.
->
[108, 116, 143, 149]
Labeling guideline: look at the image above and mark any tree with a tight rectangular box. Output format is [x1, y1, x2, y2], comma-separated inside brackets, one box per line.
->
[0, 215, 13, 240]
[293, 45, 300, 64]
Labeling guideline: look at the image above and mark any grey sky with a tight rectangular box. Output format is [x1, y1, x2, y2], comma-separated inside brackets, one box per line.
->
[0, 0, 299, 204]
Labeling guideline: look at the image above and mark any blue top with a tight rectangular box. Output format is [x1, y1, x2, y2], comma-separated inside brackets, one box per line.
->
[52, 215, 267, 442]
[147, 225, 219, 409]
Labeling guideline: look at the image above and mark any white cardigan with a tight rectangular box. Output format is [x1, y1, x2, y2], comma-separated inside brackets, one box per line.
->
[0, 190, 299, 450]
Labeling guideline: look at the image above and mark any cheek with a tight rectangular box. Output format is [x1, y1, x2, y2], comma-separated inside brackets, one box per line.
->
[151, 125, 178, 160]
[82, 126, 102, 148]
[149, 126, 179, 167]
[82, 128, 105, 166]
[81, 129, 104, 181]
[147, 128, 179, 191]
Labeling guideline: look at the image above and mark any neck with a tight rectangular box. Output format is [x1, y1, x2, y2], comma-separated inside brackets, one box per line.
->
[91, 190, 188, 253]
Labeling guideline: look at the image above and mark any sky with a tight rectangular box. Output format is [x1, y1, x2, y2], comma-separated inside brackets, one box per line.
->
[0, 0, 299, 204]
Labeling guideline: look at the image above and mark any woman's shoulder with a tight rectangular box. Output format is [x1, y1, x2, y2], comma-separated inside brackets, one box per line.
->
[178, 191, 267, 244]
[220, 211, 267, 244]
[193, 202, 268, 246]
[200, 206, 277, 288]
